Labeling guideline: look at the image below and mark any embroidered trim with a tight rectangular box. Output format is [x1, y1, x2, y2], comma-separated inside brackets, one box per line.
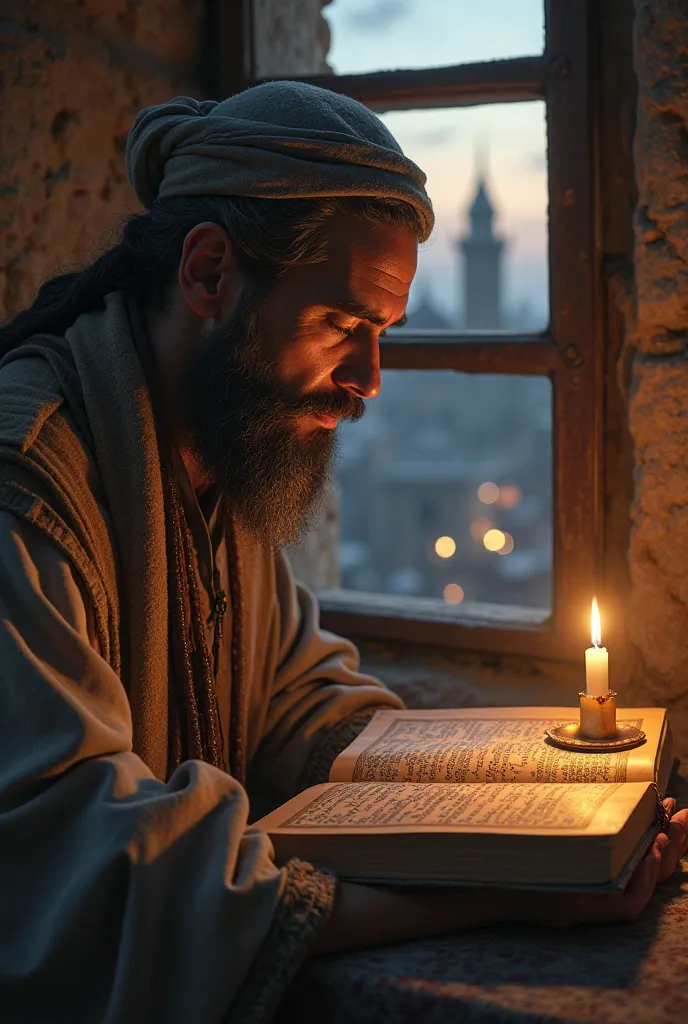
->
[228, 858, 337, 1023]
[301, 708, 381, 789]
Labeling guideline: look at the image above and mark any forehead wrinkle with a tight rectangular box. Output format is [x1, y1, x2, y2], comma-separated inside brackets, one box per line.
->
[363, 262, 415, 295]
[346, 270, 410, 305]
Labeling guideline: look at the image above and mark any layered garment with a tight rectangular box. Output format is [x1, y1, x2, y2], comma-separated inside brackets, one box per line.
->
[0, 291, 402, 1023]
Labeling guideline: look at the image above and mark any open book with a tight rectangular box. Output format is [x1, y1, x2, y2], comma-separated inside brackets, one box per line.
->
[256, 707, 672, 891]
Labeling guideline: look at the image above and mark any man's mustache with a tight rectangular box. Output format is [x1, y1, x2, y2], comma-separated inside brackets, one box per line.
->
[289, 390, 367, 424]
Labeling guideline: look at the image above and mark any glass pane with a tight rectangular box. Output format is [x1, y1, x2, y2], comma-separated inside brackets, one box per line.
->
[381, 102, 548, 332]
[336, 372, 552, 612]
[324, 0, 544, 75]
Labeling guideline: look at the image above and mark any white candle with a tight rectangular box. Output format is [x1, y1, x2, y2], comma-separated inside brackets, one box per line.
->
[585, 597, 609, 697]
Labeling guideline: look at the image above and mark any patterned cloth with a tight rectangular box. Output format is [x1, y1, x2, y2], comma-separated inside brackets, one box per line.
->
[279, 868, 688, 1023]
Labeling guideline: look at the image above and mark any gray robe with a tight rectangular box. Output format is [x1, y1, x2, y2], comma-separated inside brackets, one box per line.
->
[0, 292, 402, 1022]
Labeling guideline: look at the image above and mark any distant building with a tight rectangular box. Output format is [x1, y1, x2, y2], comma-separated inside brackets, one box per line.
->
[459, 173, 505, 330]
[405, 280, 451, 331]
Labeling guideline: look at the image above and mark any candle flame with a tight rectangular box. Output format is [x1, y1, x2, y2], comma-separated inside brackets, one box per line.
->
[591, 597, 602, 647]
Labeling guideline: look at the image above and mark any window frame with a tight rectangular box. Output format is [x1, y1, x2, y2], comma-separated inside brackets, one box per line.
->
[215, 0, 602, 663]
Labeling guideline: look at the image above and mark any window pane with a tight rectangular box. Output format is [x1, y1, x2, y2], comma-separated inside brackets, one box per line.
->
[324, 0, 544, 75]
[336, 372, 552, 613]
[381, 102, 548, 332]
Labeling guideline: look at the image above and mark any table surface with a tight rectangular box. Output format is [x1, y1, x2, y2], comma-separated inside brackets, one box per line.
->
[279, 859, 688, 1023]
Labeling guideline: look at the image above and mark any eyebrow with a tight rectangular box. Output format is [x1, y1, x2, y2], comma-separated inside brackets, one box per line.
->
[331, 300, 408, 329]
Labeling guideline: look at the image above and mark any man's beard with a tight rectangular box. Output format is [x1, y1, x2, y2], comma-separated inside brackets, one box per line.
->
[185, 286, 365, 548]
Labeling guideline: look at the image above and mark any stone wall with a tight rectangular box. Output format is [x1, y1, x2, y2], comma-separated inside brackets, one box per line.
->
[0, 0, 206, 321]
[253, 0, 331, 77]
[0, 0, 338, 586]
[628, 0, 688, 757]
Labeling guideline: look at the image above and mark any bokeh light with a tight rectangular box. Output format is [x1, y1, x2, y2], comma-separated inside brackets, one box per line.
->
[496, 532, 515, 555]
[477, 481, 499, 504]
[470, 518, 492, 542]
[483, 528, 507, 552]
[443, 583, 465, 604]
[435, 535, 456, 558]
[497, 484, 522, 509]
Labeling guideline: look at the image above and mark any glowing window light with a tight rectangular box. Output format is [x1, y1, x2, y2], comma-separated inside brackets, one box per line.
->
[477, 481, 499, 505]
[496, 532, 514, 555]
[470, 518, 491, 542]
[434, 536, 456, 559]
[483, 528, 506, 552]
[497, 484, 521, 509]
[443, 583, 464, 604]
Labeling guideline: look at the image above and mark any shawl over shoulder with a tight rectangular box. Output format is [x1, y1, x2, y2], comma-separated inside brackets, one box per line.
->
[0, 293, 401, 1021]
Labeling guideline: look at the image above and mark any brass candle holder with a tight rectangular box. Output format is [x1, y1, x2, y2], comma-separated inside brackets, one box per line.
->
[546, 693, 646, 753]
[579, 691, 617, 740]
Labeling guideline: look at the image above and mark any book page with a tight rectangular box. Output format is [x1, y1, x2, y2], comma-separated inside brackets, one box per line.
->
[329, 707, 665, 785]
[274, 781, 626, 833]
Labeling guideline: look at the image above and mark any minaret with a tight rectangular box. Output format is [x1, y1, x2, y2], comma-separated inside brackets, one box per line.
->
[459, 154, 505, 330]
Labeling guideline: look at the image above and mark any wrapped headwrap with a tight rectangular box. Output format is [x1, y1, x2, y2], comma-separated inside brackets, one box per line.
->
[126, 80, 434, 241]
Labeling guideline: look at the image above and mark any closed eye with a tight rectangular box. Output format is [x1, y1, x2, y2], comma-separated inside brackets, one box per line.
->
[327, 319, 356, 338]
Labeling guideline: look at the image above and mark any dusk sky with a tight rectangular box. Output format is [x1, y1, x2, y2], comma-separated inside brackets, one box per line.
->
[323, 1, 548, 326]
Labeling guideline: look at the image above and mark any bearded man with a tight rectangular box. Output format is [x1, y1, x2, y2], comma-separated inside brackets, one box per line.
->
[0, 81, 686, 1024]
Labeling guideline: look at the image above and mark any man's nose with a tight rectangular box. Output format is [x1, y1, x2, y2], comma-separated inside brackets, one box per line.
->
[331, 333, 381, 399]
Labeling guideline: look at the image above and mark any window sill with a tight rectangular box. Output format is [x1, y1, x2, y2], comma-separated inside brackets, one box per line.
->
[317, 588, 572, 660]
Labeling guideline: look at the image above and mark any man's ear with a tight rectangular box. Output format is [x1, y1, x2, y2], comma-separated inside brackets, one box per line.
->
[178, 221, 243, 319]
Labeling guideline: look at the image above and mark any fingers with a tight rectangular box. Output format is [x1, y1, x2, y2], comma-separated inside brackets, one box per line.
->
[663, 797, 677, 818]
[655, 814, 688, 883]
[655, 832, 674, 883]
[670, 808, 688, 856]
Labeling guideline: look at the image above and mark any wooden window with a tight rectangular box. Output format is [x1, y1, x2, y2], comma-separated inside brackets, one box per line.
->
[215, 1, 601, 662]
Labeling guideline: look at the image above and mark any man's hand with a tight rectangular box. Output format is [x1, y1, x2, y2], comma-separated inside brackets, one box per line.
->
[656, 800, 688, 880]
[313, 799, 688, 956]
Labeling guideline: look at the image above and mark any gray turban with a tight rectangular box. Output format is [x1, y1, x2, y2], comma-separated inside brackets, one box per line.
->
[126, 81, 434, 241]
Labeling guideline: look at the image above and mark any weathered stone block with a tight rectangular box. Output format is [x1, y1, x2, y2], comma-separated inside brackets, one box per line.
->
[629, 355, 688, 688]
[633, 0, 688, 351]
[630, 4, 688, 766]
[0, 0, 204, 319]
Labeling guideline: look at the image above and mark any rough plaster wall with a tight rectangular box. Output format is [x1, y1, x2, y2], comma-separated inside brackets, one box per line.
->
[0, 0, 205, 321]
[629, 0, 688, 761]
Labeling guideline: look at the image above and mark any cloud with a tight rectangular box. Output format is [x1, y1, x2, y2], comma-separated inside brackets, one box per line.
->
[342, 0, 412, 32]
[407, 125, 458, 149]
